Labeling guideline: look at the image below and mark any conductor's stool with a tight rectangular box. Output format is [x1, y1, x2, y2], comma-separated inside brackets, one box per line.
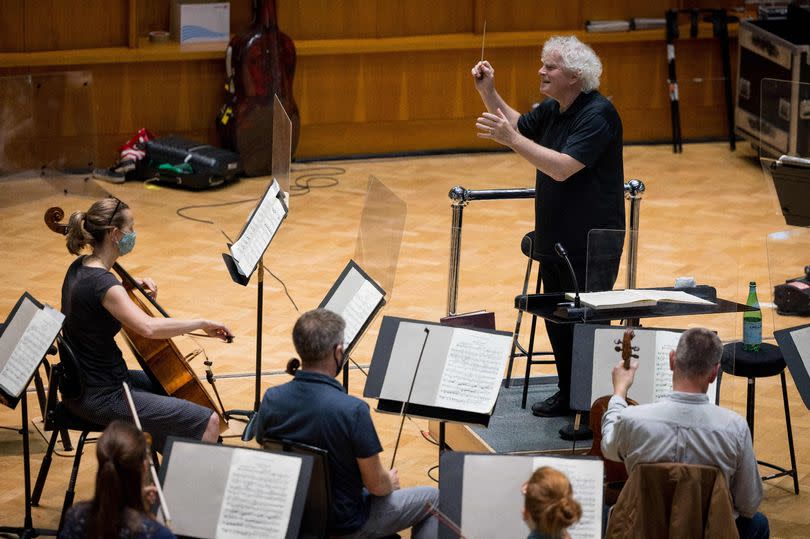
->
[505, 231, 555, 409]
[720, 342, 799, 494]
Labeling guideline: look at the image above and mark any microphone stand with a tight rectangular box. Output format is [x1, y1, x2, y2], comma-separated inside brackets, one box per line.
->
[390, 327, 430, 469]
[553, 243, 590, 319]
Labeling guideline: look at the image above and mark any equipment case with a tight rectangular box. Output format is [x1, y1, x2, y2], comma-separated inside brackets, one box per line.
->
[736, 5, 810, 157]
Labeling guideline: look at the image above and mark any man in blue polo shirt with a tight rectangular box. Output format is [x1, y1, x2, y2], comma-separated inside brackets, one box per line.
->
[256, 309, 438, 538]
[472, 36, 625, 437]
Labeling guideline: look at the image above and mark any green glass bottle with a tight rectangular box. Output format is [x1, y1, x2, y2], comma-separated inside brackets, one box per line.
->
[742, 281, 762, 352]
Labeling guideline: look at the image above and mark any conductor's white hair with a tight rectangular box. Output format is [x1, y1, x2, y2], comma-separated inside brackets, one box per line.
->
[542, 36, 602, 93]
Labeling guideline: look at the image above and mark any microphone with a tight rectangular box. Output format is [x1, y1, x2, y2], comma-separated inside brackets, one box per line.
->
[554, 242, 581, 308]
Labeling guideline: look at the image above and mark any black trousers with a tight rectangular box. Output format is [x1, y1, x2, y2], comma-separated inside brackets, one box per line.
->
[539, 255, 621, 403]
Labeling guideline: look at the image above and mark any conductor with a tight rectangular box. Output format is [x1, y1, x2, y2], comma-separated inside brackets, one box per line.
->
[472, 36, 625, 435]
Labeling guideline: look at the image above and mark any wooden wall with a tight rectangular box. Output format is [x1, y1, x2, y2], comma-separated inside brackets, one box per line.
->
[0, 0, 742, 163]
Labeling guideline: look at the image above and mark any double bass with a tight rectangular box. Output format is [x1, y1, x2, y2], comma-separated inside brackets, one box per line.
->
[217, 0, 300, 176]
[588, 329, 638, 502]
[44, 207, 227, 432]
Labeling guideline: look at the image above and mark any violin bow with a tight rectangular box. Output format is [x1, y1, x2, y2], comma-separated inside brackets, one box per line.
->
[122, 382, 173, 528]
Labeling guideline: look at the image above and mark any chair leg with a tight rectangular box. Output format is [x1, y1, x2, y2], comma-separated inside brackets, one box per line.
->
[745, 377, 756, 439]
[521, 269, 543, 409]
[780, 371, 799, 495]
[31, 426, 60, 506]
[506, 257, 534, 388]
[522, 314, 539, 409]
[59, 430, 89, 531]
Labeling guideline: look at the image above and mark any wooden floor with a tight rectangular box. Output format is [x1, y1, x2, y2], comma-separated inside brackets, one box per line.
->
[1, 142, 809, 537]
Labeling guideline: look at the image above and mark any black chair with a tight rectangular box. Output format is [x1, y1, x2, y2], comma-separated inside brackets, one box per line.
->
[261, 437, 331, 539]
[719, 341, 799, 494]
[31, 334, 106, 529]
[504, 231, 555, 408]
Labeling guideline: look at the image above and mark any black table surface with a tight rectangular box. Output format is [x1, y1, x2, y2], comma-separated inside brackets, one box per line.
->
[515, 286, 754, 324]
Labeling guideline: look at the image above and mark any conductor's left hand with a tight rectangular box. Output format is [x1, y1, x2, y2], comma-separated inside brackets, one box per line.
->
[476, 108, 518, 147]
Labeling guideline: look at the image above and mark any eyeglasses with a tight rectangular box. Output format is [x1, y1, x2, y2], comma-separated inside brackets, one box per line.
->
[107, 197, 121, 227]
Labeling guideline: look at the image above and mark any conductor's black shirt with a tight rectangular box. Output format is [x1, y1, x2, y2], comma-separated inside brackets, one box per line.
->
[517, 90, 625, 260]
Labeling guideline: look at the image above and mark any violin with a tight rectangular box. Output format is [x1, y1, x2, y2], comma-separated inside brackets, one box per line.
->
[44, 207, 227, 432]
[217, 0, 300, 176]
[588, 328, 638, 502]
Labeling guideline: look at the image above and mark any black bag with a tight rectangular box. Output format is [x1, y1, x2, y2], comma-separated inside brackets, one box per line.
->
[145, 135, 241, 190]
[774, 267, 810, 316]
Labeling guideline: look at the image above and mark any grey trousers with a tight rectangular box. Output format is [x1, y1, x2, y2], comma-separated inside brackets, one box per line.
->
[341, 486, 439, 539]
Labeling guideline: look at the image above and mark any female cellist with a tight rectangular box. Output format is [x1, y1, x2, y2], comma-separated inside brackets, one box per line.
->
[60, 196, 233, 451]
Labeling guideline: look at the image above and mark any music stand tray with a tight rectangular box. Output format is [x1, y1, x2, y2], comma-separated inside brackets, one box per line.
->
[515, 286, 752, 324]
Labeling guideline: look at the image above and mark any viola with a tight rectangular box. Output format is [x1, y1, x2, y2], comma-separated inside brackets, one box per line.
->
[44, 207, 227, 432]
[588, 328, 638, 502]
[217, 0, 300, 176]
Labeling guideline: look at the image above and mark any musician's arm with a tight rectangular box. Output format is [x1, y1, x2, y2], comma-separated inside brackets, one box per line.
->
[600, 395, 627, 461]
[102, 285, 230, 340]
[357, 454, 397, 496]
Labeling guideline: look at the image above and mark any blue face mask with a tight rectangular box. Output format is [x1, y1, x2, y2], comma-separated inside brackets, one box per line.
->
[117, 231, 136, 256]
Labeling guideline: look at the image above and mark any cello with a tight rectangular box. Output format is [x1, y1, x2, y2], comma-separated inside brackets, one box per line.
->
[217, 0, 300, 176]
[44, 207, 228, 432]
[588, 328, 638, 502]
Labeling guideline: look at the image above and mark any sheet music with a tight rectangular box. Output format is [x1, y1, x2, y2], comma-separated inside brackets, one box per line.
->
[460, 455, 602, 539]
[230, 179, 286, 277]
[531, 457, 603, 539]
[652, 331, 680, 401]
[0, 302, 63, 397]
[215, 448, 302, 539]
[433, 328, 510, 414]
[324, 267, 384, 350]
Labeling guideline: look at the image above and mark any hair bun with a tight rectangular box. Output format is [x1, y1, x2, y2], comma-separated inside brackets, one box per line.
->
[554, 497, 581, 527]
[286, 358, 301, 376]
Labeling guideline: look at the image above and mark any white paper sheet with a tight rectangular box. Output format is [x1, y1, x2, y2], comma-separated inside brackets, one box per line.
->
[0, 302, 63, 397]
[531, 457, 603, 539]
[433, 328, 511, 414]
[230, 179, 286, 277]
[215, 448, 302, 539]
[324, 267, 383, 350]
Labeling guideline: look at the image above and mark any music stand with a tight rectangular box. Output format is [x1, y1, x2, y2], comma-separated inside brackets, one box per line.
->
[570, 324, 721, 412]
[318, 260, 386, 391]
[439, 451, 604, 539]
[158, 437, 312, 539]
[222, 178, 288, 439]
[0, 292, 64, 538]
[364, 316, 512, 455]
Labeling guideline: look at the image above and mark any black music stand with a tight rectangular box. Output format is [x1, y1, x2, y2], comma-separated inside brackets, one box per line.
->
[0, 293, 64, 538]
[318, 260, 386, 391]
[222, 179, 288, 440]
[364, 316, 511, 456]
[159, 437, 313, 539]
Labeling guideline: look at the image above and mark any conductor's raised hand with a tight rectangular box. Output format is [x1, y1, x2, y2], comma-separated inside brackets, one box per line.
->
[476, 108, 517, 147]
[203, 321, 234, 343]
[471, 60, 495, 94]
[612, 358, 639, 399]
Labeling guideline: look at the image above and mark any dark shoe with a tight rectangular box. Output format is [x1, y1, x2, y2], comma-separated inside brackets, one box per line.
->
[559, 418, 593, 441]
[531, 391, 571, 417]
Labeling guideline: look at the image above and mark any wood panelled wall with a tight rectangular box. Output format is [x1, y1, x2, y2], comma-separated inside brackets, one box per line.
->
[0, 0, 741, 162]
